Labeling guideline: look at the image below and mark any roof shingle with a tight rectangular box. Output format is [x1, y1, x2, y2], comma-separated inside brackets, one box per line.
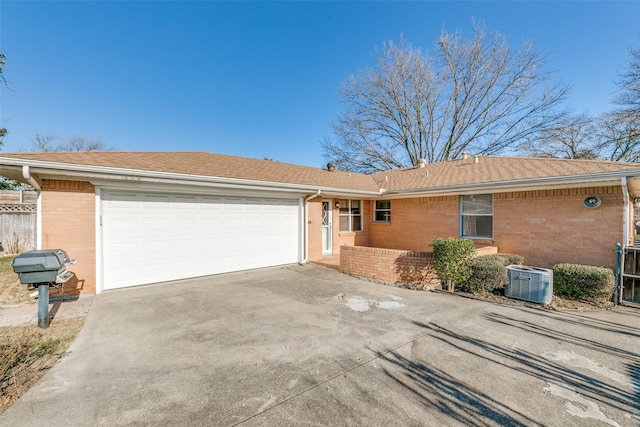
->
[0, 151, 380, 192]
[372, 156, 640, 192]
[1, 152, 639, 194]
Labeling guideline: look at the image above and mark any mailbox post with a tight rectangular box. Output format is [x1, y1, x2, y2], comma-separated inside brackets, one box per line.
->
[37, 284, 50, 329]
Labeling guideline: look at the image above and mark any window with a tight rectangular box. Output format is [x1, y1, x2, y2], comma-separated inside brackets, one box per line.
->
[374, 200, 391, 222]
[339, 199, 362, 232]
[460, 194, 493, 239]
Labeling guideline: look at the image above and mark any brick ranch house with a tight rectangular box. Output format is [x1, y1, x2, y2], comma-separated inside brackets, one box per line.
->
[0, 152, 639, 297]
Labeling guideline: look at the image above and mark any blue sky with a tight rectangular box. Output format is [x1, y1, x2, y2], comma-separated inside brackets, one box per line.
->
[1, 1, 639, 167]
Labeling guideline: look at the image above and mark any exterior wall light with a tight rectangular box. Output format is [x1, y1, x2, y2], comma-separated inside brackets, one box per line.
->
[584, 196, 601, 208]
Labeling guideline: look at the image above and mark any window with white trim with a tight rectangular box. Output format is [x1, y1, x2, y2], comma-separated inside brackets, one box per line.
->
[460, 194, 493, 239]
[339, 199, 362, 232]
[374, 200, 391, 222]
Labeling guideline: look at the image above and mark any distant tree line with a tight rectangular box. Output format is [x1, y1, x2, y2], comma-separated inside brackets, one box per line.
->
[27, 132, 113, 152]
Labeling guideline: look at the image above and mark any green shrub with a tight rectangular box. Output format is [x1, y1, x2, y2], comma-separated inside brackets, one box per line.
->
[431, 238, 475, 291]
[463, 255, 509, 293]
[496, 253, 525, 266]
[553, 263, 615, 300]
[475, 253, 525, 267]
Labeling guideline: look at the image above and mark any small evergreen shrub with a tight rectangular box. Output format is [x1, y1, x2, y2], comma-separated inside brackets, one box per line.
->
[476, 253, 525, 267]
[462, 255, 508, 293]
[553, 263, 615, 300]
[431, 238, 475, 291]
[496, 253, 525, 266]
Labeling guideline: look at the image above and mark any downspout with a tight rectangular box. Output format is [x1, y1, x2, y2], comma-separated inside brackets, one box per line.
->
[300, 190, 321, 265]
[622, 176, 630, 246]
[22, 166, 43, 249]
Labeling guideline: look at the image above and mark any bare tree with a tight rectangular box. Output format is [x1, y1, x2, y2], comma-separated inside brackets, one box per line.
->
[596, 41, 640, 162]
[56, 135, 112, 151]
[323, 23, 569, 173]
[596, 111, 640, 162]
[29, 132, 59, 152]
[613, 43, 640, 114]
[0, 53, 7, 145]
[28, 132, 114, 152]
[519, 113, 599, 159]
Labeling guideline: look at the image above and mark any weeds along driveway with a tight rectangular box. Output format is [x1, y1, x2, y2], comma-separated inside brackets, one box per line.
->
[1, 264, 638, 426]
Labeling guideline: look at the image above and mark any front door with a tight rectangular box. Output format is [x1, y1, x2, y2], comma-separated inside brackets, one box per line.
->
[322, 200, 332, 254]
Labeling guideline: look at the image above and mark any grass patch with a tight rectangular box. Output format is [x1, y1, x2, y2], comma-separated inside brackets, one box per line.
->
[0, 317, 84, 414]
[0, 256, 34, 306]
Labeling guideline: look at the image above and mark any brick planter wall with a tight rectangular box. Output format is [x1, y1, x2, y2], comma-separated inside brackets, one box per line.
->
[339, 245, 439, 288]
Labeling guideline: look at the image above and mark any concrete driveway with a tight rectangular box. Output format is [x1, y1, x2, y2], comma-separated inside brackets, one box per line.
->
[1, 265, 638, 426]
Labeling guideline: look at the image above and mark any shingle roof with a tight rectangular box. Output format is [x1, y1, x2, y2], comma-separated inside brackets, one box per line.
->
[0, 151, 380, 192]
[372, 156, 640, 192]
[1, 152, 639, 195]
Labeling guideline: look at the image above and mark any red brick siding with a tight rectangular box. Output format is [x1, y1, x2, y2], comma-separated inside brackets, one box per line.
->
[366, 186, 624, 270]
[41, 180, 95, 295]
[370, 196, 458, 251]
[307, 198, 323, 261]
[494, 187, 624, 269]
[340, 245, 439, 286]
[308, 198, 372, 260]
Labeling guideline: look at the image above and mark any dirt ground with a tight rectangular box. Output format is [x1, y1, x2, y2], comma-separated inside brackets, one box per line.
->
[456, 289, 615, 311]
[0, 256, 84, 414]
[0, 256, 35, 306]
[0, 317, 85, 414]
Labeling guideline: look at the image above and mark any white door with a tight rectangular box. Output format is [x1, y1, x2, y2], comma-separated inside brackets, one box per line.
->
[101, 190, 300, 290]
[322, 200, 332, 254]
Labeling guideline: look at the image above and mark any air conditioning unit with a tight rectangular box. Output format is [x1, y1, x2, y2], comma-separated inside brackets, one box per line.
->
[506, 265, 553, 304]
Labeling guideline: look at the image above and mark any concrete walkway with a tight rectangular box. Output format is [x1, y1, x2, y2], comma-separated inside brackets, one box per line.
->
[1, 264, 638, 426]
[0, 294, 93, 327]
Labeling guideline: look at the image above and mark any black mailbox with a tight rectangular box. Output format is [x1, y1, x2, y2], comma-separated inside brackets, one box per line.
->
[11, 249, 76, 286]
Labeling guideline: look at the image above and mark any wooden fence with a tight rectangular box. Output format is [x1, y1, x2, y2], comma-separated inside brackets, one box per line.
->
[0, 190, 37, 255]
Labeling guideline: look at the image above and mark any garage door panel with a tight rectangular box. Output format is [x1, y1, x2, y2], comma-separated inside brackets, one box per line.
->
[175, 219, 198, 231]
[102, 191, 300, 290]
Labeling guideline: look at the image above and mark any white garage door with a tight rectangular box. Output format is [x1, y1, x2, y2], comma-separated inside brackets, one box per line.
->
[101, 191, 300, 290]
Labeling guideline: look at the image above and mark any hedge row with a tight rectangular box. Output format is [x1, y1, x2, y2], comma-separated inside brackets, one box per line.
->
[463, 259, 615, 300]
[463, 259, 615, 302]
[553, 263, 615, 300]
[429, 237, 616, 301]
[462, 253, 524, 293]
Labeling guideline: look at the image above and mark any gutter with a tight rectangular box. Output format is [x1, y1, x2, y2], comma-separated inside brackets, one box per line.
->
[0, 160, 382, 197]
[22, 165, 41, 191]
[300, 190, 322, 265]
